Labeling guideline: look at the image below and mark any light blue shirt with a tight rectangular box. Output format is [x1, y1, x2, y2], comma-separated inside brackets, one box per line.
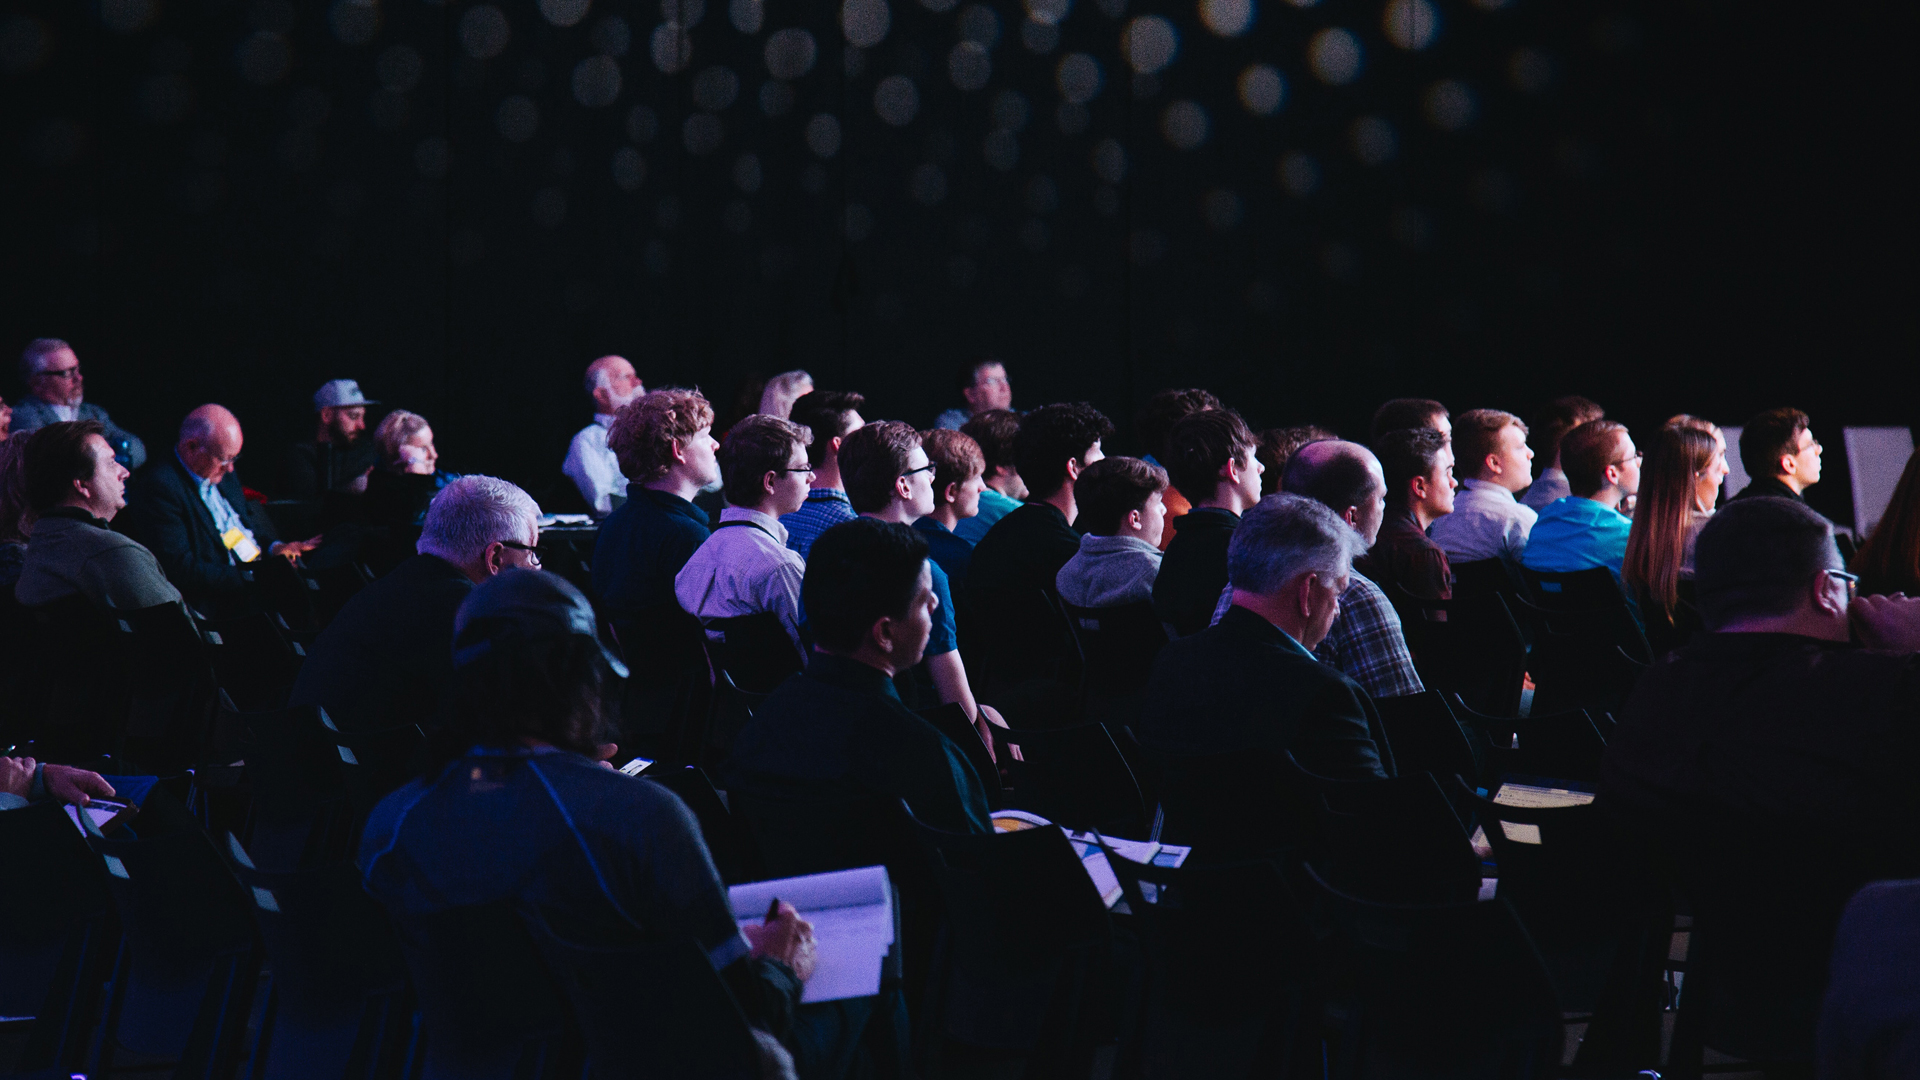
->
[954, 487, 1020, 544]
[179, 451, 257, 563]
[1520, 496, 1631, 576]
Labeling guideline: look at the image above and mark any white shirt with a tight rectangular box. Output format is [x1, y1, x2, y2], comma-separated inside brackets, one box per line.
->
[50, 403, 79, 422]
[1521, 467, 1570, 511]
[1430, 478, 1538, 563]
[562, 414, 627, 518]
[674, 507, 807, 654]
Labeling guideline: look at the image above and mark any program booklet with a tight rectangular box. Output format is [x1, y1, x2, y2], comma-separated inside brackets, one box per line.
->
[729, 866, 895, 1004]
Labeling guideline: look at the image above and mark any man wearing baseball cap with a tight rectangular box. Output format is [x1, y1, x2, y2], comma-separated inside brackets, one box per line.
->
[285, 378, 380, 500]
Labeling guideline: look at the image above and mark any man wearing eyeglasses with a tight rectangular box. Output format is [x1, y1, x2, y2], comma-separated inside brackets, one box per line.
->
[1521, 419, 1641, 579]
[10, 338, 147, 468]
[1732, 407, 1823, 505]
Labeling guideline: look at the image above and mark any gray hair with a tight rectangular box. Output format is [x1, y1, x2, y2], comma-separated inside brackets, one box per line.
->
[1227, 493, 1369, 595]
[418, 475, 542, 566]
[20, 338, 70, 380]
[584, 355, 626, 394]
[757, 370, 813, 419]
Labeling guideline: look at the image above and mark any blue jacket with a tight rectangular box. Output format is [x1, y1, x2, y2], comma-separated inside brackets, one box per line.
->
[8, 396, 147, 469]
[1520, 496, 1632, 576]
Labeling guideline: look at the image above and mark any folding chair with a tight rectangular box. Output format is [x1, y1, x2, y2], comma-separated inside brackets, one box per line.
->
[1371, 690, 1478, 784]
[996, 721, 1148, 837]
[1309, 769, 1483, 906]
[919, 701, 1004, 808]
[1386, 589, 1527, 718]
[703, 611, 805, 695]
[1059, 599, 1168, 726]
[1448, 557, 1528, 602]
[1516, 565, 1629, 611]
[1445, 694, 1608, 787]
[0, 803, 120, 1075]
[199, 610, 307, 712]
[964, 586, 1084, 701]
[117, 601, 226, 773]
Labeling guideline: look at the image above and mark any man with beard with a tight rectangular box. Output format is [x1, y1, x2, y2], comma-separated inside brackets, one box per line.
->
[286, 379, 381, 499]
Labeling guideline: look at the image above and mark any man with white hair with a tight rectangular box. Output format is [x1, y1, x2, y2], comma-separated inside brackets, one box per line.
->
[1141, 493, 1394, 780]
[290, 475, 543, 731]
[562, 355, 643, 517]
[10, 338, 147, 468]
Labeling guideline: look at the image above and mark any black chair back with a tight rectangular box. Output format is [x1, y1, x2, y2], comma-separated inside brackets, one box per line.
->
[17, 596, 133, 761]
[1372, 690, 1479, 784]
[1389, 588, 1528, 717]
[1313, 770, 1483, 905]
[118, 600, 226, 772]
[998, 721, 1148, 837]
[965, 585, 1083, 692]
[919, 701, 1004, 807]
[700, 669, 769, 769]
[644, 765, 763, 885]
[610, 604, 710, 762]
[703, 611, 805, 695]
[1449, 557, 1528, 601]
[199, 610, 306, 711]
[1516, 564, 1627, 610]
[1060, 599, 1168, 723]
[0, 803, 120, 1074]
[1446, 694, 1608, 787]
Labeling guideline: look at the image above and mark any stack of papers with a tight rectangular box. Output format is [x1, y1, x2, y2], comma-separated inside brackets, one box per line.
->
[729, 866, 894, 1003]
[987, 809, 1190, 908]
[1489, 778, 1594, 844]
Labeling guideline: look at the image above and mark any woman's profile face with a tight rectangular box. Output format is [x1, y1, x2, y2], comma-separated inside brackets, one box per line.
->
[401, 425, 439, 474]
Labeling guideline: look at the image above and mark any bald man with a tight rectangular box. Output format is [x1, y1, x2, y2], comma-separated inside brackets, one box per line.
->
[123, 404, 321, 618]
[563, 355, 644, 517]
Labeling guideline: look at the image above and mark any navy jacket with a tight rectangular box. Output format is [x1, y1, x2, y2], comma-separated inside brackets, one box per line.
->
[120, 454, 280, 617]
[288, 553, 473, 730]
[1152, 506, 1239, 637]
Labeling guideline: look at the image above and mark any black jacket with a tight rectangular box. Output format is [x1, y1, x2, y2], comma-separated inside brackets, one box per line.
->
[121, 454, 281, 617]
[289, 553, 474, 731]
[1728, 475, 1805, 503]
[967, 501, 1081, 596]
[1152, 506, 1239, 637]
[284, 438, 379, 499]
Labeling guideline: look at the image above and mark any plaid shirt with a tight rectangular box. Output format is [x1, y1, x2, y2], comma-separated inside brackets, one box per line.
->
[1313, 572, 1425, 700]
[779, 488, 856, 560]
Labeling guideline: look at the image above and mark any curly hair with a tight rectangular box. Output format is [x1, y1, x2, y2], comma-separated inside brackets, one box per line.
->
[608, 388, 715, 483]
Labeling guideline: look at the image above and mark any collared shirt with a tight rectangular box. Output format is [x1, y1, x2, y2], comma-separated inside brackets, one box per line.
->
[954, 486, 1019, 544]
[50, 403, 78, 423]
[179, 450, 260, 564]
[1357, 508, 1454, 602]
[1205, 568, 1425, 700]
[1521, 496, 1633, 576]
[562, 414, 628, 518]
[1521, 467, 1570, 511]
[675, 507, 807, 654]
[780, 487, 855, 560]
[1431, 478, 1538, 563]
[1056, 533, 1163, 610]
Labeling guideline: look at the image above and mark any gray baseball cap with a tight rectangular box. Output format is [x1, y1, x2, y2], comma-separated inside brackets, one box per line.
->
[313, 379, 378, 409]
[452, 568, 629, 679]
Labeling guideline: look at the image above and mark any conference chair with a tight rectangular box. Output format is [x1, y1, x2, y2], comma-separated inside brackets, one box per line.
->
[1386, 587, 1527, 717]
[1059, 599, 1169, 726]
[698, 667, 771, 768]
[1371, 690, 1479, 785]
[1516, 564, 1630, 611]
[13, 595, 133, 763]
[964, 585, 1084, 712]
[0, 802, 121, 1076]
[1447, 557, 1528, 603]
[1445, 694, 1608, 787]
[1310, 770, 1483, 906]
[702, 611, 805, 695]
[199, 609, 307, 712]
[995, 721, 1148, 837]
[117, 600, 227, 774]
[241, 704, 423, 871]
[644, 764, 763, 886]
[919, 700, 1005, 808]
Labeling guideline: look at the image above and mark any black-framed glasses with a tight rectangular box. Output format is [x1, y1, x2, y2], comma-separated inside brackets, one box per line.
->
[1826, 568, 1858, 596]
[901, 463, 937, 478]
[772, 464, 816, 475]
[37, 366, 82, 381]
[500, 540, 542, 567]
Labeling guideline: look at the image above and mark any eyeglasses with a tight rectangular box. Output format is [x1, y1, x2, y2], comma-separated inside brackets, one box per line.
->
[1794, 436, 1822, 455]
[500, 540, 542, 567]
[37, 366, 81, 381]
[1825, 568, 1858, 597]
[1609, 451, 1644, 467]
[772, 465, 816, 475]
[901, 463, 937, 478]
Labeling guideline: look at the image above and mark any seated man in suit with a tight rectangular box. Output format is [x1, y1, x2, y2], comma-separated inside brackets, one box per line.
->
[290, 475, 542, 731]
[14, 420, 182, 610]
[9, 338, 147, 468]
[1152, 407, 1263, 636]
[1360, 426, 1455, 601]
[121, 405, 321, 619]
[1602, 496, 1920, 1066]
[1522, 419, 1639, 578]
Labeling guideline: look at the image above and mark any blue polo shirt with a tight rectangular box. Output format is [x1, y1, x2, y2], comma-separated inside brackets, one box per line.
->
[1520, 496, 1633, 576]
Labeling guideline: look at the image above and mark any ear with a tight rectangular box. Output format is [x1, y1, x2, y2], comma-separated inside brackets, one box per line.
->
[1485, 453, 1502, 477]
[1812, 572, 1846, 616]
[869, 615, 895, 657]
[829, 435, 844, 456]
[1342, 506, 1361, 528]
[670, 437, 689, 465]
[1127, 507, 1143, 531]
[941, 480, 960, 506]
[763, 470, 780, 498]
[894, 474, 914, 502]
[1065, 457, 1085, 483]
[1409, 475, 1429, 502]
[1295, 573, 1319, 618]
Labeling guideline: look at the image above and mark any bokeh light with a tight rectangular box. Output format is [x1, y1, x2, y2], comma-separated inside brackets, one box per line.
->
[1309, 28, 1361, 85]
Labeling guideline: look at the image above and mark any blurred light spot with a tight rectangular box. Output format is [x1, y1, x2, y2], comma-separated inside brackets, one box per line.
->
[983, 129, 1018, 171]
[958, 5, 999, 46]
[0, 17, 52, 74]
[1423, 79, 1473, 129]
[288, 87, 330, 125]
[651, 23, 692, 72]
[415, 135, 448, 177]
[369, 88, 408, 128]
[1201, 188, 1242, 230]
[806, 113, 841, 157]
[683, 112, 723, 153]
[723, 200, 751, 232]
[1382, 0, 1437, 51]
[139, 75, 194, 123]
[1055, 101, 1088, 133]
[1237, 64, 1283, 114]
[1130, 229, 1166, 265]
[460, 6, 510, 58]
[237, 32, 290, 85]
[910, 163, 948, 204]
[330, 0, 380, 46]
[1390, 205, 1430, 248]
[948, 255, 976, 288]
[1021, 20, 1059, 53]
[1026, 0, 1070, 25]
[540, 0, 591, 28]
[991, 90, 1029, 130]
[573, 55, 622, 106]
[612, 146, 646, 189]
[1278, 151, 1318, 195]
[760, 81, 794, 115]
[841, 0, 889, 48]
[662, 0, 706, 26]
[730, 0, 763, 32]
[1123, 15, 1177, 73]
[532, 186, 566, 226]
[1056, 52, 1101, 103]
[844, 203, 875, 240]
[692, 65, 739, 110]
[1160, 99, 1207, 149]
[1308, 28, 1360, 84]
[496, 95, 539, 140]
[626, 104, 658, 141]
[592, 16, 631, 55]
[1093, 185, 1119, 215]
[1508, 47, 1551, 93]
[764, 28, 816, 79]
[1349, 115, 1395, 163]
[733, 152, 762, 192]
[1091, 137, 1125, 183]
[378, 45, 423, 91]
[1199, 0, 1253, 38]
[874, 75, 918, 125]
[1019, 219, 1049, 251]
[948, 41, 990, 90]
[101, 0, 157, 34]
[1470, 168, 1514, 213]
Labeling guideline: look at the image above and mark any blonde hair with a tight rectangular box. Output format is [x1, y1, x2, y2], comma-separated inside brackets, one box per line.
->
[375, 410, 430, 470]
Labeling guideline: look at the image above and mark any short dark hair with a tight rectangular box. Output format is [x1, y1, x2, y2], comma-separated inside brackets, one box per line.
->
[1693, 496, 1837, 629]
[1014, 403, 1113, 498]
[790, 390, 866, 443]
[1137, 388, 1222, 462]
[921, 429, 984, 502]
[1561, 420, 1629, 497]
[1256, 426, 1337, 498]
[1283, 442, 1380, 516]
[1739, 407, 1812, 482]
[1453, 409, 1527, 480]
[960, 409, 1020, 478]
[955, 358, 1003, 392]
[1369, 398, 1449, 443]
[717, 415, 811, 506]
[1075, 456, 1169, 536]
[1530, 395, 1605, 466]
[1164, 408, 1256, 498]
[839, 420, 922, 513]
[804, 518, 931, 653]
[23, 419, 106, 513]
[1377, 427, 1450, 508]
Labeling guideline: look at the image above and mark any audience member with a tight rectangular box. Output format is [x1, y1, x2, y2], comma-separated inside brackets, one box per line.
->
[14, 421, 181, 609]
[1369, 398, 1450, 444]
[1152, 408, 1262, 636]
[1136, 389, 1222, 549]
[914, 429, 984, 592]
[969, 402, 1111, 596]
[1622, 423, 1724, 624]
[1852, 449, 1920, 598]
[562, 356, 644, 517]
[933, 358, 1013, 431]
[0, 394, 12, 441]
[121, 405, 316, 618]
[1281, 441, 1427, 699]
[1430, 408, 1536, 562]
[1521, 419, 1639, 577]
[0, 440, 29, 589]
[1601, 497, 1920, 1065]
[1257, 425, 1337, 498]
[0, 755, 117, 812]
[780, 390, 866, 559]
[1818, 878, 1920, 1080]
[1665, 415, 1731, 556]
[1521, 395, 1605, 510]
[10, 339, 147, 468]
[286, 379, 380, 500]
[1361, 427, 1456, 601]
[291, 476, 541, 732]
[675, 415, 813, 658]
[363, 409, 458, 531]
[1733, 407, 1823, 504]
[953, 408, 1025, 543]
[1057, 456, 1168, 609]
[757, 370, 814, 420]
[1141, 493, 1393, 778]
[360, 569, 816, 1069]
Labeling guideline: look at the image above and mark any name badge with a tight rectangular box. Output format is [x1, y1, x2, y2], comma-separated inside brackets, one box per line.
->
[222, 527, 262, 563]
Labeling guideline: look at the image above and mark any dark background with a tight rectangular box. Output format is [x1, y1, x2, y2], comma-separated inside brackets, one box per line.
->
[2, 0, 1911, 526]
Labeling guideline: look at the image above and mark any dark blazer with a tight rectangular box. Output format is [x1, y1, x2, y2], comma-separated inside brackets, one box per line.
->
[288, 553, 473, 731]
[121, 454, 281, 616]
[1728, 476, 1805, 504]
[967, 501, 1080, 596]
[1152, 506, 1239, 637]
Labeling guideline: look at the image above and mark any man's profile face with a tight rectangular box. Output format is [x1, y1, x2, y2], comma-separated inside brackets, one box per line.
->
[963, 363, 1012, 414]
[1422, 444, 1457, 517]
[1081, 439, 1106, 470]
[902, 446, 936, 518]
[32, 346, 84, 407]
[890, 562, 937, 670]
[184, 425, 245, 484]
[682, 425, 722, 488]
[953, 470, 986, 519]
[324, 406, 367, 444]
[79, 434, 130, 517]
[770, 446, 813, 517]
[1493, 424, 1533, 491]
[1787, 428, 1822, 485]
[1612, 433, 1642, 497]
[1234, 447, 1265, 504]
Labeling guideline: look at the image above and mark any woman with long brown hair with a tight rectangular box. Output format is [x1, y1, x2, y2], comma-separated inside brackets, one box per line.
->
[1624, 422, 1726, 622]
[1851, 449, 1920, 597]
